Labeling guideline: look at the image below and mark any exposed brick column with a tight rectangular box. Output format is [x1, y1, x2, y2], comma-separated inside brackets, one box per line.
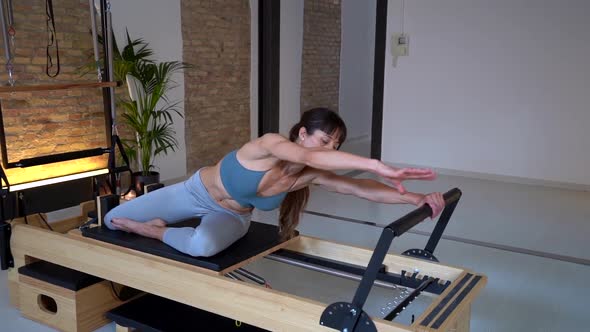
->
[181, 0, 251, 173]
[300, 0, 341, 114]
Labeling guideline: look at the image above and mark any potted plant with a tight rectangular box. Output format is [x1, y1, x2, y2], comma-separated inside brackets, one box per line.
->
[82, 31, 189, 195]
[119, 37, 189, 195]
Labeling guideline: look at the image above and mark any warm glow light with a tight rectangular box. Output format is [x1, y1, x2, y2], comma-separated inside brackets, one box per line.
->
[4, 169, 109, 191]
[123, 190, 137, 201]
[3, 155, 108, 186]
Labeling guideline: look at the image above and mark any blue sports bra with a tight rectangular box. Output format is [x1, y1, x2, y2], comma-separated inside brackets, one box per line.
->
[219, 150, 287, 211]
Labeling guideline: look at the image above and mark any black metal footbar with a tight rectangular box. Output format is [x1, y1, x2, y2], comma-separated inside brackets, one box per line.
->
[319, 188, 462, 332]
[401, 192, 460, 263]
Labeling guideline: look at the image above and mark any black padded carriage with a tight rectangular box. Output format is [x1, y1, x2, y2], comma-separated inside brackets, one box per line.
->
[81, 219, 293, 272]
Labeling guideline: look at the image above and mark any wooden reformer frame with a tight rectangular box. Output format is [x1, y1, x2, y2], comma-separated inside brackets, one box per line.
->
[6, 191, 487, 332]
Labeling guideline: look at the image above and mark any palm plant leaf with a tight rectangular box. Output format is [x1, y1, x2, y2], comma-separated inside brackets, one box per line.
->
[82, 29, 190, 175]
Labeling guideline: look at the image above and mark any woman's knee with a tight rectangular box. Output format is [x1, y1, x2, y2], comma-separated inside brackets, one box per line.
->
[186, 232, 220, 257]
[184, 223, 246, 257]
[178, 212, 249, 257]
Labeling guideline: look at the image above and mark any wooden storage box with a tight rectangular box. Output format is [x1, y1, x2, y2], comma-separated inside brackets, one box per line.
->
[18, 261, 122, 332]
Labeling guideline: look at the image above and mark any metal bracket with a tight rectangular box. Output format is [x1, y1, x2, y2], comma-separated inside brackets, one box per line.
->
[383, 277, 436, 321]
[320, 302, 376, 332]
[402, 248, 439, 262]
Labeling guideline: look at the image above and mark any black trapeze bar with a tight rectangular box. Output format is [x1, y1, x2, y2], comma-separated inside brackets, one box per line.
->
[4, 148, 109, 169]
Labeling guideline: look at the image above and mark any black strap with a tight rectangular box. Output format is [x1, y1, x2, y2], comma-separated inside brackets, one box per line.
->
[113, 135, 131, 170]
[108, 135, 133, 195]
[45, 0, 60, 77]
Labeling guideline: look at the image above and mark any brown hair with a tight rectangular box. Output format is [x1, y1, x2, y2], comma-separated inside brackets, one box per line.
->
[278, 108, 347, 240]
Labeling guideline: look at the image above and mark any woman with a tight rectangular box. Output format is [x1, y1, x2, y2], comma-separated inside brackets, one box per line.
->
[105, 108, 445, 257]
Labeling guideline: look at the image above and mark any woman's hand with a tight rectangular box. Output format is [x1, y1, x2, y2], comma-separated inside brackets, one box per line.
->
[416, 192, 445, 219]
[375, 162, 437, 194]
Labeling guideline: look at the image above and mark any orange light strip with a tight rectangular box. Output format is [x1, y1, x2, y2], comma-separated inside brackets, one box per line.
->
[4, 169, 109, 192]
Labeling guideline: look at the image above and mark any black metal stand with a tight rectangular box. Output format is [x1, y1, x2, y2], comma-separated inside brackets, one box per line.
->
[0, 165, 12, 270]
[107, 134, 133, 195]
[319, 188, 462, 332]
[0, 219, 12, 270]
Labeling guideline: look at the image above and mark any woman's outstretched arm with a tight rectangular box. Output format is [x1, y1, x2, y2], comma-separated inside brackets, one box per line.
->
[307, 169, 445, 218]
[250, 133, 436, 193]
[251, 133, 378, 171]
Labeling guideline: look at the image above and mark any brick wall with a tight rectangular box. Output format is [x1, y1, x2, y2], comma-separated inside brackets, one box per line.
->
[2, 1, 95, 83]
[300, 0, 341, 114]
[181, 0, 251, 173]
[0, 0, 108, 185]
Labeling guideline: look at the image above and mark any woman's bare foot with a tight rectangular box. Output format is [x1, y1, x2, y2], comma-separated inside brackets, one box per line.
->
[110, 218, 140, 233]
[111, 218, 165, 230]
[145, 218, 166, 227]
[110, 218, 166, 241]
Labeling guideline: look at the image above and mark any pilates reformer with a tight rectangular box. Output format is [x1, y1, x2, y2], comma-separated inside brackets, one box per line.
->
[4, 187, 486, 332]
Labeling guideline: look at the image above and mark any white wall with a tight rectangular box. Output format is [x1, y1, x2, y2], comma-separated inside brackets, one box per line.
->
[339, 0, 376, 141]
[279, 0, 304, 136]
[383, 0, 590, 186]
[110, 0, 186, 182]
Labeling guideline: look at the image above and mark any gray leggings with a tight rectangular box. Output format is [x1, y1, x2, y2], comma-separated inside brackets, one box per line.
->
[103, 169, 251, 257]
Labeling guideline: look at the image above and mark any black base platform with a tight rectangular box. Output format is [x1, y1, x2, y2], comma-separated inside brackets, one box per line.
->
[107, 293, 268, 332]
[81, 219, 291, 272]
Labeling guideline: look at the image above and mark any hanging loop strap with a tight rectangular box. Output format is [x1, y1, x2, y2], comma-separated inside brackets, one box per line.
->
[0, 0, 14, 85]
[45, 0, 60, 78]
[88, 0, 102, 81]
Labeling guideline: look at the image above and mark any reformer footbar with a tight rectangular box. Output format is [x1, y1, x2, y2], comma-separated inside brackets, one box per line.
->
[400, 191, 459, 263]
[318, 188, 462, 332]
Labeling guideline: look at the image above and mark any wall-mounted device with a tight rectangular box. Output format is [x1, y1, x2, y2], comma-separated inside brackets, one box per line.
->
[392, 33, 409, 67]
